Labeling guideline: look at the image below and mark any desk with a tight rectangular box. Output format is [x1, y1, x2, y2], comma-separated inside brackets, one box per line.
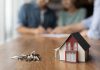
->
[0, 35, 100, 70]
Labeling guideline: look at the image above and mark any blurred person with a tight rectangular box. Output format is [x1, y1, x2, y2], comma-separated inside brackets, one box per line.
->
[17, 0, 57, 34]
[52, 0, 100, 40]
[58, 0, 86, 26]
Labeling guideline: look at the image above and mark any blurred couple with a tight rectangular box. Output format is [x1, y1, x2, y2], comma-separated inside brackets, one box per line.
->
[17, 0, 86, 34]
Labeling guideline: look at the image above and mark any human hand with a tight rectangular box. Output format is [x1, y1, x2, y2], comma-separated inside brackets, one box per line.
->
[33, 26, 46, 34]
[46, 28, 53, 33]
[50, 27, 66, 34]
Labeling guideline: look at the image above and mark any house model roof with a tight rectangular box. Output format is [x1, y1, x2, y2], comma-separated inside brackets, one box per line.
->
[59, 32, 90, 51]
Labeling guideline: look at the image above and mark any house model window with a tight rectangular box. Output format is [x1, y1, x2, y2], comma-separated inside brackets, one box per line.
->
[65, 51, 78, 62]
[73, 42, 77, 51]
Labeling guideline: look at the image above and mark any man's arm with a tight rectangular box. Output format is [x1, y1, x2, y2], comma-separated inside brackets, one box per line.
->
[87, 0, 100, 40]
[17, 26, 35, 34]
[17, 26, 46, 34]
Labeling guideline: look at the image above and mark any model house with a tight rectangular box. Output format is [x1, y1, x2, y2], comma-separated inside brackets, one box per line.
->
[55, 32, 90, 63]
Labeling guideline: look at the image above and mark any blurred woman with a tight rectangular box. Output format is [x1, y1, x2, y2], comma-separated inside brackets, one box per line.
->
[58, 0, 86, 26]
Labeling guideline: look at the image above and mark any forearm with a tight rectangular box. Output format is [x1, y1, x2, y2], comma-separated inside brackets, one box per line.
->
[17, 26, 35, 34]
[64, 23, 86, 34]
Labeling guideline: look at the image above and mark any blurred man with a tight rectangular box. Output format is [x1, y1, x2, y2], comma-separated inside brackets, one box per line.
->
[17, 0, 57, 34]
[52, 0, 100, 40]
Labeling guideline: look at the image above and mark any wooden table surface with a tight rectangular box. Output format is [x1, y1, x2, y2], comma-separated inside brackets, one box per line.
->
[0, 35, 100, 70]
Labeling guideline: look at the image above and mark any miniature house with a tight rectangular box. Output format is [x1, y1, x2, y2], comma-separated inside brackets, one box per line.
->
[55, 32, 90, 63]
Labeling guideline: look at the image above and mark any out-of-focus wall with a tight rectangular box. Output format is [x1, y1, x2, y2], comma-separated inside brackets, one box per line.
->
[5, 0, 22, 41]
[0, 0, 23, 43]
[0, 0, 5, 44]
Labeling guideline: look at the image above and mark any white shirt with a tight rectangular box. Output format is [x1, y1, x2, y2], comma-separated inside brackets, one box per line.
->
[82, 0, 100, 40]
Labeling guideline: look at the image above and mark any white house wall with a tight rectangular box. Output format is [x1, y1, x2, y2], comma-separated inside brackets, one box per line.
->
[78, 44, 85, 62]
[59, 43, 66, 60]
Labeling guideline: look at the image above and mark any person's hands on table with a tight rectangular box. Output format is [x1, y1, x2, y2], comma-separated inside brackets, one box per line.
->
[33, 26, 46, 34]
[50, 27, 66, 34]
[47, 28, 53, 33]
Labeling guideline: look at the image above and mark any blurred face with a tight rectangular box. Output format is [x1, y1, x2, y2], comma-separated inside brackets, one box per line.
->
[62, 0, 74, 9]
[36, 0, 49, 8]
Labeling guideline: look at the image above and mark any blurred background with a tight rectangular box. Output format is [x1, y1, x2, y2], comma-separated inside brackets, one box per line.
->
[0, 0, 94, 44]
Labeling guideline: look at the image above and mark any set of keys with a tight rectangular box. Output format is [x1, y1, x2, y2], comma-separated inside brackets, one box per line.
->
[11, 51, 41, 62]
